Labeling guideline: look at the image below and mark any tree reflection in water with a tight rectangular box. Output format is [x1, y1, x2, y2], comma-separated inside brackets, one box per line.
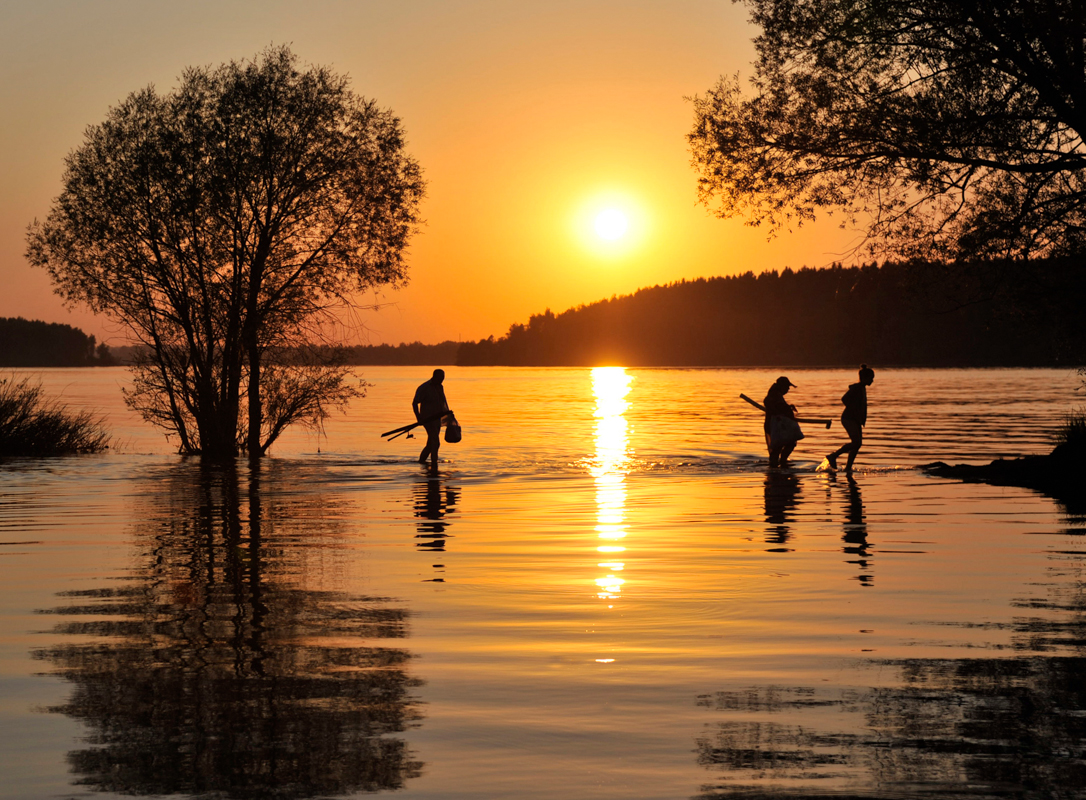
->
[695, 527, 1086, 798]
[33, 460, 422, 799]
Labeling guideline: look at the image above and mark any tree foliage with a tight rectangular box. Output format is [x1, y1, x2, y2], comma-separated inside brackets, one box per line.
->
[27, 46, 424, 457]
[689, 0, 1086, 260]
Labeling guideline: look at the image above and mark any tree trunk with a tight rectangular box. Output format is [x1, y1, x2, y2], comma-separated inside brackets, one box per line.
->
[246, 239, 270, 458]
[247, 338, 261, 457]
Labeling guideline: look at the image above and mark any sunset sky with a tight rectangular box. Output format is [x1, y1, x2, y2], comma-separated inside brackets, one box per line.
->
[0, 0, 858, 347]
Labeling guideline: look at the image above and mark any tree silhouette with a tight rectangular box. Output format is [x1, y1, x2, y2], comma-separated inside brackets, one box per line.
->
[27, 46, 425, 457]
[33, 460, 423, 798]
[690, 1, 1086, 261]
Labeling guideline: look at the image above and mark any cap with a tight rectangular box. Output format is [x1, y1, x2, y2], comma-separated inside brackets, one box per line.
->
[775, 375, 797, 388]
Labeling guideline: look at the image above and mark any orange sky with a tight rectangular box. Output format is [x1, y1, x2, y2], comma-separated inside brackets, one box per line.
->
[0, 0, 860, 347]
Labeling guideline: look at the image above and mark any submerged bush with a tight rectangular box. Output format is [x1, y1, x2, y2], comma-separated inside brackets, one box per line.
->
[1055, 408, 1086, 451]
[0, 377, 109, 456]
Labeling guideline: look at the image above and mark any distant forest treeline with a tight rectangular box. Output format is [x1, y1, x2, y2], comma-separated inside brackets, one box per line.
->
[342, 341, 460, 365]
[456, 260, 1086, 367]
[9, 261, 1083, 368]
[107, 341, 463, 367]
[0, 317, 114, 367]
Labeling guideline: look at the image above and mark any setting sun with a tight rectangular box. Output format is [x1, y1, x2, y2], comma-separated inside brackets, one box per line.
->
[571, 190, 649, 260]
[594, 208, 628, 240]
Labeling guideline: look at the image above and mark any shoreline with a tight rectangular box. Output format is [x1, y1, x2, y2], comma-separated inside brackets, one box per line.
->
[923, 442, 1085, 515]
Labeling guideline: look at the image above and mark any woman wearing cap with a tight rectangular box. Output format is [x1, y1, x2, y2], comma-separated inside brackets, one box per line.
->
[763, 376, 801, 468]
[826, 365, 875, 473]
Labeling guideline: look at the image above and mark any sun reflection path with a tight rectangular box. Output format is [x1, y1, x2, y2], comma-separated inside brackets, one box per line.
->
[589, 367, 632, 609]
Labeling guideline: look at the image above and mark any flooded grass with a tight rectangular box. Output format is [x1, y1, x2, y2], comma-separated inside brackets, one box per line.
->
[0, 376, 109, 457]
[1056, 407, 1086, 449]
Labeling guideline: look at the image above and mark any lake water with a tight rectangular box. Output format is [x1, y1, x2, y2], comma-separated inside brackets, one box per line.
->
[1, 366, 1083, 800]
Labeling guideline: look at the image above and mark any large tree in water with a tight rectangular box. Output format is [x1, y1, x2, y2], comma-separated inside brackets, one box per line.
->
[689, 1, 1086, 261]
[27, 46, 425, 458]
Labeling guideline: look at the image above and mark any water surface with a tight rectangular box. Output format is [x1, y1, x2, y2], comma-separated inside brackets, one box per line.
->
[1, 367, 1083, 799]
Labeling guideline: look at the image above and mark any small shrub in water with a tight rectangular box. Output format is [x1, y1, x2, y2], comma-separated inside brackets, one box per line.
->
[0, 377, 109, 456]
[1054, 408, 1086, 452]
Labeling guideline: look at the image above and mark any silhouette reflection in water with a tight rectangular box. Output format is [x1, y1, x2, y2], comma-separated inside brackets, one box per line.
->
[763, 471, 801, 551]
[413, 474, 460, 583]
[695, 529, 1086, 798]
[33, 460, 422, 799]
[841, 475, 873, 586]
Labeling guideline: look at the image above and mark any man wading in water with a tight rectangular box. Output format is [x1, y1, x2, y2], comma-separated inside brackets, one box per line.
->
[764, 376, 802, 468]
[826, 365, 875, 473]
[413, 369, 450, 469]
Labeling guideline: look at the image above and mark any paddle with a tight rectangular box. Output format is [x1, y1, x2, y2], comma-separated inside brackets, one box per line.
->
[381, 410, 453, 441]
[740, 394, 832, 428]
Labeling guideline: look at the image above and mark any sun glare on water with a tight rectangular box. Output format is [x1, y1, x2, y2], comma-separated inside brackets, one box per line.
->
[589, 367, 632, 611]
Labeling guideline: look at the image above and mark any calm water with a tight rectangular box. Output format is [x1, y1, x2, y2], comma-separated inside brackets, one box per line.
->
[1, 366, 1083, 800]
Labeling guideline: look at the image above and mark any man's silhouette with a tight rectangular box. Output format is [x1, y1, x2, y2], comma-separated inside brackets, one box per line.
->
[412, 369, 450, 469]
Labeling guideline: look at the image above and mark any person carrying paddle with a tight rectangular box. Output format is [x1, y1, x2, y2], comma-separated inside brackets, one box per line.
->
[413, 369, 450, 468]
[764, 376, 802, 468]
[826, 365, 875, 473]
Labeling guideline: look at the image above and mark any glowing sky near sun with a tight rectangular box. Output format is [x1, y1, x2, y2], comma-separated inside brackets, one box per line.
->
[0, 0, 859, 346]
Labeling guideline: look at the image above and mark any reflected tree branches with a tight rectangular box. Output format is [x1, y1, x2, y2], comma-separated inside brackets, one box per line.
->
[33, 460, 422, 798]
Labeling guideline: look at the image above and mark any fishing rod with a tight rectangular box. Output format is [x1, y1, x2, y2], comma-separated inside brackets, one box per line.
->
[381, 409, 453, 441]
[739, 394, 832, 428]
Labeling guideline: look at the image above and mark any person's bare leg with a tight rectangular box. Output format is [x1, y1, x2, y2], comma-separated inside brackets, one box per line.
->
[845, 442, 860, 472]
[839, 420, 862, 472]
[826, 443, 848, 468]
[827, 438, 854, 468]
